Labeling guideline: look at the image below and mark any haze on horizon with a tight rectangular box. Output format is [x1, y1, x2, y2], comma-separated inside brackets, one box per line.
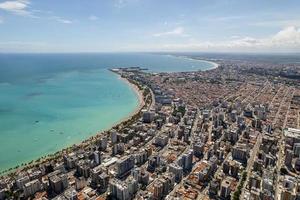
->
[0, 0, 300, 53]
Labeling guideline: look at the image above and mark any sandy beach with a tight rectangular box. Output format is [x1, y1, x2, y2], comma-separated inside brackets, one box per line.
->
[89, 72, 146, 135]
[114, 74, 145, 125]
[167, 54, 219, 71]
[78, 71, 146, 138]
[203, 60, 219, 70]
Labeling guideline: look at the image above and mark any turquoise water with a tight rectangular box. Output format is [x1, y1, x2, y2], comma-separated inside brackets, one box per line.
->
[0, 53, 214, 172]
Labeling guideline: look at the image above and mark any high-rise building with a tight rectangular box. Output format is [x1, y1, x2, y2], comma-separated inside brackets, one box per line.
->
[23, 179, 42, 198]
[98, 137, 108, 151]
[132, 168, 150, 186]
[232, 143, 248, 163]
[116, 155, 135, 178]
[49, 174, 68, 194]
[63, 153, 77, 170]
[220, 178, 231, 199]
[153, 173, 175, 200]
[285, 149, 293, 167]
[91, 165, 102, 187]
[154, 134, 169, 147]
[153, 180, 164, 200]
[94, 150, 101, 165]
[181, 149, 193, 172]
[110, 176, 138, 200]
[16, 176, 30, 190]
[0, 188, 5, 200]
[193, 142, 204, 158]
[99, 172, 110, 192]
[168, 163, 183, 183]
[143, 110, 155, 123]
[293, 143, 300, 157]
[75, 177, 86, 190]
[111, 130, 118, 144]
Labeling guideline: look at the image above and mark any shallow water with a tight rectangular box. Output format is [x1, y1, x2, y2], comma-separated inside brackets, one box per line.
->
[0, 53, 214, 171]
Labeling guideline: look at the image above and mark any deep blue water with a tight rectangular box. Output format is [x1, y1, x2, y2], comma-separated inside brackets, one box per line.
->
[0, 53, 214, 84]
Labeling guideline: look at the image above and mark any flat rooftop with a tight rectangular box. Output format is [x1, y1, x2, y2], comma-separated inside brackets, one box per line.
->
[284, 128, 300, 139]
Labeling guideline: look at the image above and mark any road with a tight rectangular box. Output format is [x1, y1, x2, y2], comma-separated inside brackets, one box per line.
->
[274, 88, 294, 200]
[240, 133, 262, 199]
[166, 109, 200, 198]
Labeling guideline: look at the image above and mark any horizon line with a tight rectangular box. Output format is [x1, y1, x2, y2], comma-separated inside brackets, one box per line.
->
[0, 51, 300, 55]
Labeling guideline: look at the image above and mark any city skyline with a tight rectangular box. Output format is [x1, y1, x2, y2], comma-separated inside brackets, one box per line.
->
[0, 0, 300, 53]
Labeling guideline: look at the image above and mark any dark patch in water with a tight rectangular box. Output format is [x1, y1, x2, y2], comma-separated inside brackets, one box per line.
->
[0, 108, 13, 113]
[24, 92, 43, 99]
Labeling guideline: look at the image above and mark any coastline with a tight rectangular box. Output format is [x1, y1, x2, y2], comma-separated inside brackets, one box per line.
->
[0, 52, 214, 174]
[164, 54, 219, 71]
[106, 72, 145, 129]
[0, 70, 147, 176]
[179, 55, 219, 70]
[203, 60, 219, 70]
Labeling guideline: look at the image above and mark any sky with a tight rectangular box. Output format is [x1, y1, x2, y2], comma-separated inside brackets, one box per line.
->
[0, 0, 300, 53]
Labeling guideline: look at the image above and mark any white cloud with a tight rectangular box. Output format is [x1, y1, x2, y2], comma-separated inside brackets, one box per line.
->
[0, 0, 31, 16]
[230, 35, 241, 39]
[151, 26, 300, 52]
[210, 15, 245, 22]
[271, 26, 300, 45]
[89, 15, 98, 21]
[114, 0, 139, 8]
[57, 19, 72, 24]
[0, 0, 73, 24]
[223, 26, 300, 49]
[252, 19, 300, 28]
[50, 16, 73, 24]
[153, 27, 189, 37]
[114, 0, 125, 8]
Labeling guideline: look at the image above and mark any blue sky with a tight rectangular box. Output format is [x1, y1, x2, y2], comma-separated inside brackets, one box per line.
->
[0, 0, 300, 52]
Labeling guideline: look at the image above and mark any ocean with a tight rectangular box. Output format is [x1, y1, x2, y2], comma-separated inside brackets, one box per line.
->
[0, 53, 214, 172]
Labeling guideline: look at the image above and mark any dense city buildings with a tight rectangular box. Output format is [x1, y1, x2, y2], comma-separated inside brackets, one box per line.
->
[0, 55, 300, 200]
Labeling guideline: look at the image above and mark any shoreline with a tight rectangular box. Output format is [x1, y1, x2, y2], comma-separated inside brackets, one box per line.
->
[0, 52, 216, 174]
[0, 71, 147, 176]
[164, 54, 219, 71]
[177, 55, 219, 70]
[202, 60, 219, 70]
[105, 71, 145, 130]
[0, 53, 216, 175]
